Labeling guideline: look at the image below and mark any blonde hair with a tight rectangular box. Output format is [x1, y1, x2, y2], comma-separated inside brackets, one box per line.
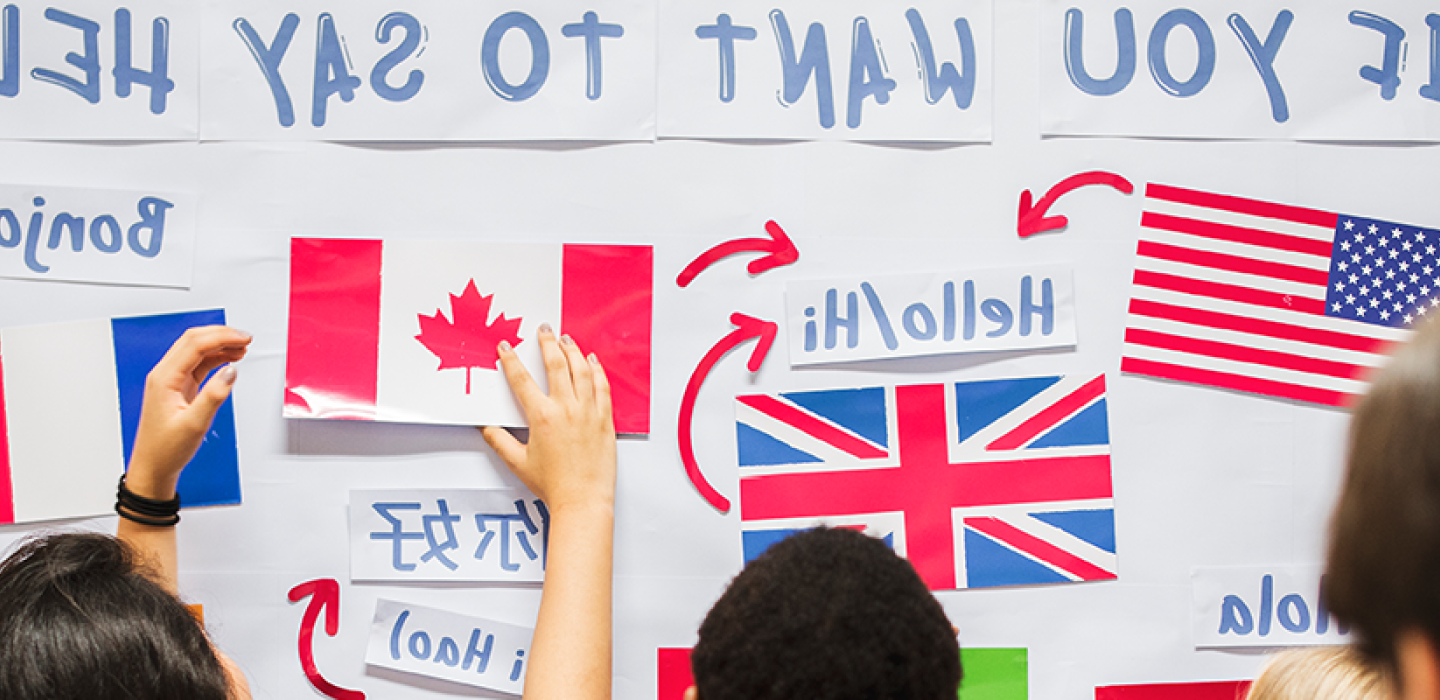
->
[1245, 647, 1394, 700]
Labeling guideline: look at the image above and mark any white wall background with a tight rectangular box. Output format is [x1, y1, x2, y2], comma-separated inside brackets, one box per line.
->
[3, 1, 1435, 698]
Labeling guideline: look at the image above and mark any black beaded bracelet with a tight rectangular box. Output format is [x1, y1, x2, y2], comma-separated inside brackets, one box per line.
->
[116, 476, 181, 527]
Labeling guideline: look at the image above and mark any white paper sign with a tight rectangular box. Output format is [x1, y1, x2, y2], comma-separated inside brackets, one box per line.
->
[0, 184, 195, 288]
[351, 489, 547, 583]
[786, 266, 1076, 366]
[1192, 565, 1352, 648]
[366, 598, 534, 695]
[659, 0, 992, 141]
[0, 0, 199, 140]
[202, 0, 655, 141]
[1041, 0, 1440, 141]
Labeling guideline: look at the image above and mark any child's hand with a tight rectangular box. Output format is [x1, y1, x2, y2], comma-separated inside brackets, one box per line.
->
[125, 326, 252, 500]
[482, 325, 617, 513]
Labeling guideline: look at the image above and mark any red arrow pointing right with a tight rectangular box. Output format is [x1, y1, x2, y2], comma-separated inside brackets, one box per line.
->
[676, 220, 800, 287]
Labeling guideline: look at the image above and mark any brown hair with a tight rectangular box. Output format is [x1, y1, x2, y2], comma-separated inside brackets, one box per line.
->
[1245, 647, 1394, 700]
[1326, 315, 1440, 666]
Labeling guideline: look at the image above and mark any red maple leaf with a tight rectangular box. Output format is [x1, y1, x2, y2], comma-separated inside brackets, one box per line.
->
[414, 279, 524, 394]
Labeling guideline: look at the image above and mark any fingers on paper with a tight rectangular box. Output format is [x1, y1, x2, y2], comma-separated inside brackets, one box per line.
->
[497, 339, 543, 407]
[480, 426, 526, 471]
[536, 324, 574, 400]
[589, 353, 614, 426]
[558, 334, 593, 402]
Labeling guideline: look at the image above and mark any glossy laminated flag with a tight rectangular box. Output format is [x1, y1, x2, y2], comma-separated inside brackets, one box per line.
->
[0, 309, 241, 525]
[1095, 680, 1251, 700]
[736, 375, 1116, 591]
[285, 238, 653, 433]
[1123, 183, 1416, 407]
[658, 647, 1028, 700]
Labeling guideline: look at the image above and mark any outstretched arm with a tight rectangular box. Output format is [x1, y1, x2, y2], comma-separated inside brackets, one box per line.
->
[482, 325, 616, 700]
[117, 326, 251, 594]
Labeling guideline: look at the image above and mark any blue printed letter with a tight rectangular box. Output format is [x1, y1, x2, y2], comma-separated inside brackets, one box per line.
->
[370, 12, 424, 102]
[0, 6, 18, 98]
[114, 9, 175, 114]
[312, 13, 361, 127]
[696, 14, 756, 103]
[1147, 9, 1215, 97]
[846, 18, 894, 128]
[234, 14, 300, 127]
[562, 11, 623, 101]
[1349, 11, 1405, 100]
[769, 10, 835, 129]
[1421, 15, 1440, 103]
[33, 9, 101, 104]
[128, 196, 171, 258]
[1064, 8, 1135, 96]
[906, 9, 975, 109]
[1218, 595, 1254, 635]
[1228, 11, 1292, 122]
[482, 12, 549, 102]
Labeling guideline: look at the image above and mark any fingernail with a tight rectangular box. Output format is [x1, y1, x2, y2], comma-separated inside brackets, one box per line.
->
[588, 352, 600, 365]
[236, 329, 253, 341]
[538, 323, 553, 335]
[498, 340, 512, 353]
[560, 334, 574, 346]
[219, 365, 238, 385]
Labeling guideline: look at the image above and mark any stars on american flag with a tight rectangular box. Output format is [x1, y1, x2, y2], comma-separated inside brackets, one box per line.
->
[1327, 216, 1440, 328]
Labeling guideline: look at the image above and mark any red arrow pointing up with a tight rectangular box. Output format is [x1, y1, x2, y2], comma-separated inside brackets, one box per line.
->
[1017, 171, 1134, 238]
[289, 578, 365, 700]
[676, 220, 800, 287]
[678, 313, 779, 513]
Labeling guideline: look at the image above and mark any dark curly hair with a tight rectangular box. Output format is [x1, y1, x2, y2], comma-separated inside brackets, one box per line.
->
[0, 532, 231, 700]
[691, 527, 961, 700]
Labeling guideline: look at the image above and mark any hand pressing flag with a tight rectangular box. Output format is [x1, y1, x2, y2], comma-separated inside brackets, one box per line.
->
[736, 375, 1116, 591]
[1123, 183, 1417, 408]
[0, 309, 241, 525]
[285, 238, 653, 433]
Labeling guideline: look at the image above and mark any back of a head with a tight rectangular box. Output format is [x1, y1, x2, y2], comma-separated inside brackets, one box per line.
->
[691, 527, 961, 700]
[0, 532, 230, 700]
[1245, 647, 1395, 700]
[1326, 315, 1440, 666]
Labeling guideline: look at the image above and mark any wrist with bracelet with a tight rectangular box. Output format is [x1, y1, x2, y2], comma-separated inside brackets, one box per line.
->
[115, 475, 181, 527]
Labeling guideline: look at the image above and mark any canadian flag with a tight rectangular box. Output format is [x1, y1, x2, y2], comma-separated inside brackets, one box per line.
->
[285, 238, 653, 433]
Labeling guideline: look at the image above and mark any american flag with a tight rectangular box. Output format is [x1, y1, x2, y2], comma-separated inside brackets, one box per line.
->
[734, 375, 1116, 591]
[1123, 183, 1415, 408]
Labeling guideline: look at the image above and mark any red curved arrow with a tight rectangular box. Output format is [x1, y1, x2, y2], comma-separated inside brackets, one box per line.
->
[676, 220, 800, 287]
[678, 313, 779, 512]
[1017, 171, 1134, 238]
[289, 578, 365, 700]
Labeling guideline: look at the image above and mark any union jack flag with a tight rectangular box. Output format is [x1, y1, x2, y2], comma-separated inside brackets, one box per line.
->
[735, 375, 1117, 591]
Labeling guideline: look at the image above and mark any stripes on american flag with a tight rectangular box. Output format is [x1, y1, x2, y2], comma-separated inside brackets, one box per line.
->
[1123, 183, 1412, 408]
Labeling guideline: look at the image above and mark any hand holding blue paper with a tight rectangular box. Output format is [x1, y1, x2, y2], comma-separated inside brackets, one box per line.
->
[125, 325, 251, 500]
